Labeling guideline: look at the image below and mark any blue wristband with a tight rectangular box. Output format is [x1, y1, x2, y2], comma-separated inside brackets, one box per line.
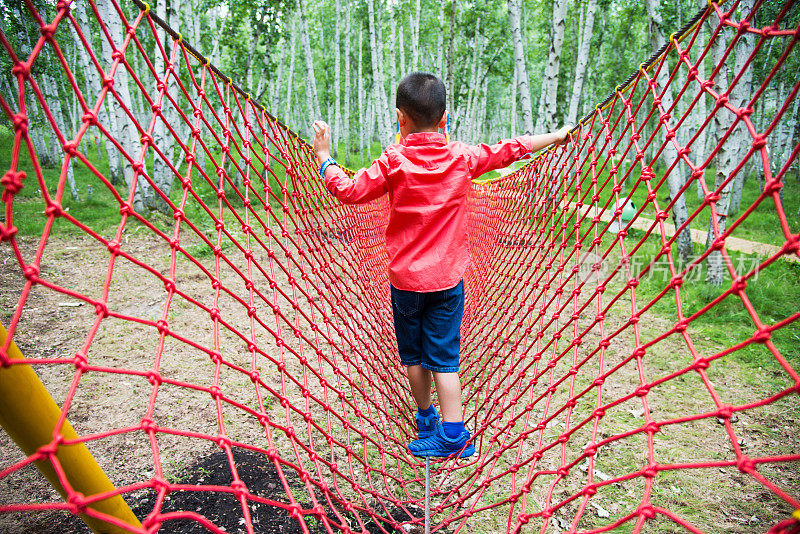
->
[319, 157, 339, 179]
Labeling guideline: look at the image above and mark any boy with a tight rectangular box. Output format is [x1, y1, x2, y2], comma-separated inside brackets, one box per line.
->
[313, 72, 570, 458]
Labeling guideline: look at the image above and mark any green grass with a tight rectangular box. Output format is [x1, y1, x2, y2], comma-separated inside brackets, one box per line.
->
[585, 220, 800, 371]
[567, 159, 800, 248]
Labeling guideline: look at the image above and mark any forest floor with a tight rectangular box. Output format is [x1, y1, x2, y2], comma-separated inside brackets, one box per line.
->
[0, 231, 798, 534]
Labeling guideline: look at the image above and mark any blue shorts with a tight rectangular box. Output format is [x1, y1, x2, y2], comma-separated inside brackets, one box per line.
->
[390, 281, 464, 373]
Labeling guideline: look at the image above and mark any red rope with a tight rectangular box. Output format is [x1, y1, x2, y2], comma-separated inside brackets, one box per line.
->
[1, 1, 798, 533]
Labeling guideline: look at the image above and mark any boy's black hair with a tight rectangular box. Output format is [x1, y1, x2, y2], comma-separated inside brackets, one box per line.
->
[396, 72, 446, 129]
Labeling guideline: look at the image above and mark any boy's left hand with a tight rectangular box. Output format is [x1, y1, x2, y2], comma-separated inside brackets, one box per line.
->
[313, 120, 331, 162]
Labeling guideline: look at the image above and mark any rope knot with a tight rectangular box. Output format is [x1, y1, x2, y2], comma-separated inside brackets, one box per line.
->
[0, 222, 18, 242]
[752, 328, 771, 343]
[63, 140, 78, 157]
[23, 264, 40, 281]
[731, 276, 747, 292]
[94, 302, 109, 318]
[44, 202, 63, 218]
[73, 351, 89, 372]
[67, 492, 87, 516]
[39, 24, 57, 41]
[12, 113, 28, 133]
[11, 63, 30, 79]
[644, 421, 660, 434]
[736, 456, 755, 473]
[140, 417, 157, 433]
[1, 170, 26, 195]
[716, 404, 734, 419]
[638, 504, 656, 520]
[146, 370, 162, 386]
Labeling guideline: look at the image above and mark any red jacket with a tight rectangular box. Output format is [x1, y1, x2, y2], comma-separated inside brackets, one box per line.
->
[324, 132, 535, 291]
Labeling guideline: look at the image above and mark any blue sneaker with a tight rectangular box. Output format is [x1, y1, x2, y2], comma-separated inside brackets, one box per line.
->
[416, 406, 440, 439]
[408, 423, 475, 458]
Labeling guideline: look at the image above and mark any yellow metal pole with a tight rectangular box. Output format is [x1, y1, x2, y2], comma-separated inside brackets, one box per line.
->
[0, 322, 142, 534]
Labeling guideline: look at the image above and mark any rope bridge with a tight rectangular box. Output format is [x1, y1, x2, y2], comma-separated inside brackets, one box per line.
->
[1, 0, 799, 533]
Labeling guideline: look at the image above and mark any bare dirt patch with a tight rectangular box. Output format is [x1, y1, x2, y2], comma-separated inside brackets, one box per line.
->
[1, 232, 798, 534]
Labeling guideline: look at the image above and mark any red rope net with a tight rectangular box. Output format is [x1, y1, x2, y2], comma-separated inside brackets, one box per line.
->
[1, 0, 799, 533]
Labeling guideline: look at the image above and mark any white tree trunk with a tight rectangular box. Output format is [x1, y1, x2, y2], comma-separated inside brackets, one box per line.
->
[271, 38, 286, 108]
[463, 19, 482, 143]
[344, 0, 352, 161]
[399, 26, 406, 76]
[4, 73, 48, 164]
[647, 0, 692, 262]
[333, 0, 342, 157]
[706, 19, 735, 285]
[436, 1, 445, 76]
[446, 0, 457, 119]
[298, 0, 321, 123]
[284, 15, 297, 129]
[510, 65, 517, 137]
[779, 87, 800, 178]
[729, 0, 757, 213]
[98, 0, 149, 214]
[695, 29, 708, 200]
[184, 0, 205, 172]
[209, 5, 229, 66]
[508, 0, 533, 134]
[68, 0, 104, 154]
[366, 0, 391, 148]
[390, 7, 398, 94]
[478, 76, 489, 142]
[567, 0, 597, 126]
[536, 0, 568, 133]
[358, 26, 366, 159]
[151, 0, 181, 214]
[41, 73, 79, 201]
[411, 0, 421, 71]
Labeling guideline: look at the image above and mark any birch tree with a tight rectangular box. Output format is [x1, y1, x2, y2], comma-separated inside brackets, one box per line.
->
[446, 0, 457, 118]
[344, 0, 352, 162]
[567, 0, 597, 126]
[508, 0, 533, 134]
[706, 25, 735, 285]
[411, 0, 422, 71]
[358, 26, 366, 159]
[366, 0, 391, 147]
[536, 0, 569, 133]
[298, 0, 321, 123]
[150, 0, 181, 214]
[389, 6, 398, 93]
[694, 27, 709, 200]
[333, 0, 342, 156]
[41, 72, 80, 200]
[510, 65, 518, 137]
[647, 0, 692, 262]
[728, 0, 756, 213]
[437, 1, 446, 76]
[284, 14, 297, 130]
[97, 0, 149, 214]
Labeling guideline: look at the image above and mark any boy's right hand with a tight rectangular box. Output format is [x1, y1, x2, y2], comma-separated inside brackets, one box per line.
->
[313, 120, 331, 162]
[553, 125, 573, 147]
